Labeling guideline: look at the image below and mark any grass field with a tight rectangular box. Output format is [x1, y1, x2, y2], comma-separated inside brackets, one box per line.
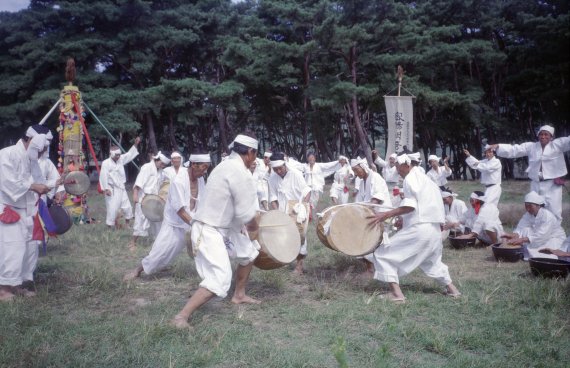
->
[1, 180, 569, 367]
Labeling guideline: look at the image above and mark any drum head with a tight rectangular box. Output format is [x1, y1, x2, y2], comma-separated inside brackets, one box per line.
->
[141, 194, 165, 222]
[48, 205, 72, 235]
[257, 210, 300, 264]
[64, 171, 90, 196]
[158, 182, 170, 200]
[328, 205, 383, 256]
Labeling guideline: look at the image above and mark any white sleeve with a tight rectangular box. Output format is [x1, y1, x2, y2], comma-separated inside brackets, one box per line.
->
[496, 142, 533, 159]
[120, 145, 139, 165]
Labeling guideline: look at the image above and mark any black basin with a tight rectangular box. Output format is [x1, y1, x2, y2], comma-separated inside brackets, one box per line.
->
[529, 257, 570, 278]
[449, 236, 476, 249]
[491, 244, 523, 262]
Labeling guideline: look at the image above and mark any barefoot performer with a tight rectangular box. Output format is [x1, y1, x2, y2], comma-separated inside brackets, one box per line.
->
[99, 137, 141, 229]
[367, 154, 460, 302]
[267, 152, 312, 274]
[172, 133, 261, 329]
[124, 151, 210, 280]
[0, 125, 52, 301]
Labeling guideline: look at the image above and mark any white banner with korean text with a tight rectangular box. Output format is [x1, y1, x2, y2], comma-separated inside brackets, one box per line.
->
[384, 96, 414, 157]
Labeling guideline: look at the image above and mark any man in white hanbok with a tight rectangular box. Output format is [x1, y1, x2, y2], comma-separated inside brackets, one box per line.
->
[99, 137, 140, 228]
[302, 152, 341, 211]
[441, 191, 468, 233]
[124, 153, 210, 281]
[372, 151, 400, 187]
[409, 152, 425, 174]
[162, 151, 183, 182]
[426, 155, 452, 190]
[491, 125, 570, 220]
[368, 154, 460, 302]
[539, 236, 570, 260]
[501, 192, 566, 261]
[0, 125, 52, 301]
[253, 157, 269, 210]
[268, 152, 312, 274]
[456, 191, 503, 245]
[171, 134, 261, 329]
[330, 156, 354, 205]
[128, 151, 170, 250]
[464, 145, 502, 206]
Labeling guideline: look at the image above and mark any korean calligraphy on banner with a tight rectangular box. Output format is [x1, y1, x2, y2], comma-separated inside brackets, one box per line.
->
[384, 96, 414, 158]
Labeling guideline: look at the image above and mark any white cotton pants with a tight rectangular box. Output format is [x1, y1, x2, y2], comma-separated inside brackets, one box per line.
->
[371, 222, 452, 285]
[192, 222, 259, 298]
[133, 202, 161, 237]
[0, 208, 38, 286]
[330, 183, 350, 204]
[484, 184, 502, 206]
[141, 223, 187, 274]
[104, 187, 133, 226]
[531, 180, 563, 221]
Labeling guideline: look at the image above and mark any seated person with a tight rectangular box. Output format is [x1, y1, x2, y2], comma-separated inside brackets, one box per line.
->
[456, 191, 503, 245]
[441, 191, 468, 234]
[501, 192, 566, 260]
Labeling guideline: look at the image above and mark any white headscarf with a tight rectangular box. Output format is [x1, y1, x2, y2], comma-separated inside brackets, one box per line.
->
[153, 151, 171, 165]
[537, 125, 554, 136]
[230, 134, 259, 150]
[524, 191, 545, 205]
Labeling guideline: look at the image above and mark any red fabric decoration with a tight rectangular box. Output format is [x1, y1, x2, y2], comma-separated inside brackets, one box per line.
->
[343, 186, 349, 193]
[0, 205, 21, 224]
[473, 202, 482, 215]
[32, 213, 45, 241]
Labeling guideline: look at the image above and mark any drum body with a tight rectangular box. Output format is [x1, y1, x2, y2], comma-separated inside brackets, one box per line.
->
[316, 204, 384, 257]
[158, 182, 170, 201]
[48, 205, 72, 235]
[63, 171, 90, 196]
[141, 194, 165, 222]
[254, 210, 301, 270]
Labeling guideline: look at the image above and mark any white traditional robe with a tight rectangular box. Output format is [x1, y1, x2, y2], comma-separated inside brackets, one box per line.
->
[38, 155, 61, 201]
[465, 155, 502, 206]
[268, 167, 311, 255]
[374, 157, 400, 184]
[468, 203, 503, 244]
[0, 140, 39, 286]
[253, 158, 269, 207]
[514, 208, 566, 260]
[99, 145, 138, 226]
[371, 166, 452, 285]
[444, 198, 468, 231]
[330, 164, 354, 204]
[162, 166, 181, 183]
[191, 152, 259, 298]
[133, 161, 163, 237]
[497, 136, 570, 220]
[141, 169, 206, 275]
[426, 166, 452, 188]
[355, 171, 392, 207]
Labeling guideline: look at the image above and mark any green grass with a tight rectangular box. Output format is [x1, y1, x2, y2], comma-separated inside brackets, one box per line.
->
[0, 180, 569, 367]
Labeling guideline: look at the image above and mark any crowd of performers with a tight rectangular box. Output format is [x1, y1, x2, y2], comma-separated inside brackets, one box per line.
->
[1, 123, 569, 329]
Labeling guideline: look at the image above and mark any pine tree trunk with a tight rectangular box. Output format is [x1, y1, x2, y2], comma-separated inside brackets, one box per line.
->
[145, 113, 158, 154]
[348, 45, 372, 164]
[168, 112, 179, 152]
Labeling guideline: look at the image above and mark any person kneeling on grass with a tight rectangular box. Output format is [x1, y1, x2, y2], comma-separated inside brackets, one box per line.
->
[367, 154, 460, 303]
[171, 133, 261, 329]
[455, 191, 503, 245]
[501, 192, 566, 261]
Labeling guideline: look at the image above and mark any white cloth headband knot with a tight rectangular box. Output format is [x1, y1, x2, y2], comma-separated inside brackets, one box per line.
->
[189, 154, 211, 163]
[396, 154, 411, 165]
[153, 151, 170, 165]
[231, 134, 258, 150]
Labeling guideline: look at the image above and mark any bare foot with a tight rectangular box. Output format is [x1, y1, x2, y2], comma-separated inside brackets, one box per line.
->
[170, 314, 192, 329]
[445, 284, 461, 298]
[127, 241, 137, 252]
[13, 286, 36, 298]
[231, 295, 261, 305]
[293, 267, 304, 275]
[378, 292, 406, 303]
[123, 266, 143, 282]
[0, 288, 15, 302]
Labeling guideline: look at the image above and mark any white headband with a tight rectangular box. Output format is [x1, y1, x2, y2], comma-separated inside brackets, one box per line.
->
[538, 125, 554, 136]
[189, 154, 211, 163]
[350, 158, 367, 168]
[396, 154, 411, 165]
[470, 192, 485, 201]
[428, 154, 440, 162]
[338, 155, 348, 161]
[232, 134, 258, 150]
[389, 153, 397, 159]
[441, 191, 457, 198]
[524, 191, 545, 205]
[153, 151, 171, 165]
[110, 149, 121, 156]
[263, 152, 272, 158]
[270, 160, 286, 168]
[171, 152, 182, 159]
[408, 152, 421, 161]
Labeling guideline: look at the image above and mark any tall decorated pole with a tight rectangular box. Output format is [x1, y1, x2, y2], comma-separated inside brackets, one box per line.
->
[384, 65, 415, 157]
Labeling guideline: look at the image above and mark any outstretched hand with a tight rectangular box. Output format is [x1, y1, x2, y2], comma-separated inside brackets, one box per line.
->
[367, 212, 389, 228]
